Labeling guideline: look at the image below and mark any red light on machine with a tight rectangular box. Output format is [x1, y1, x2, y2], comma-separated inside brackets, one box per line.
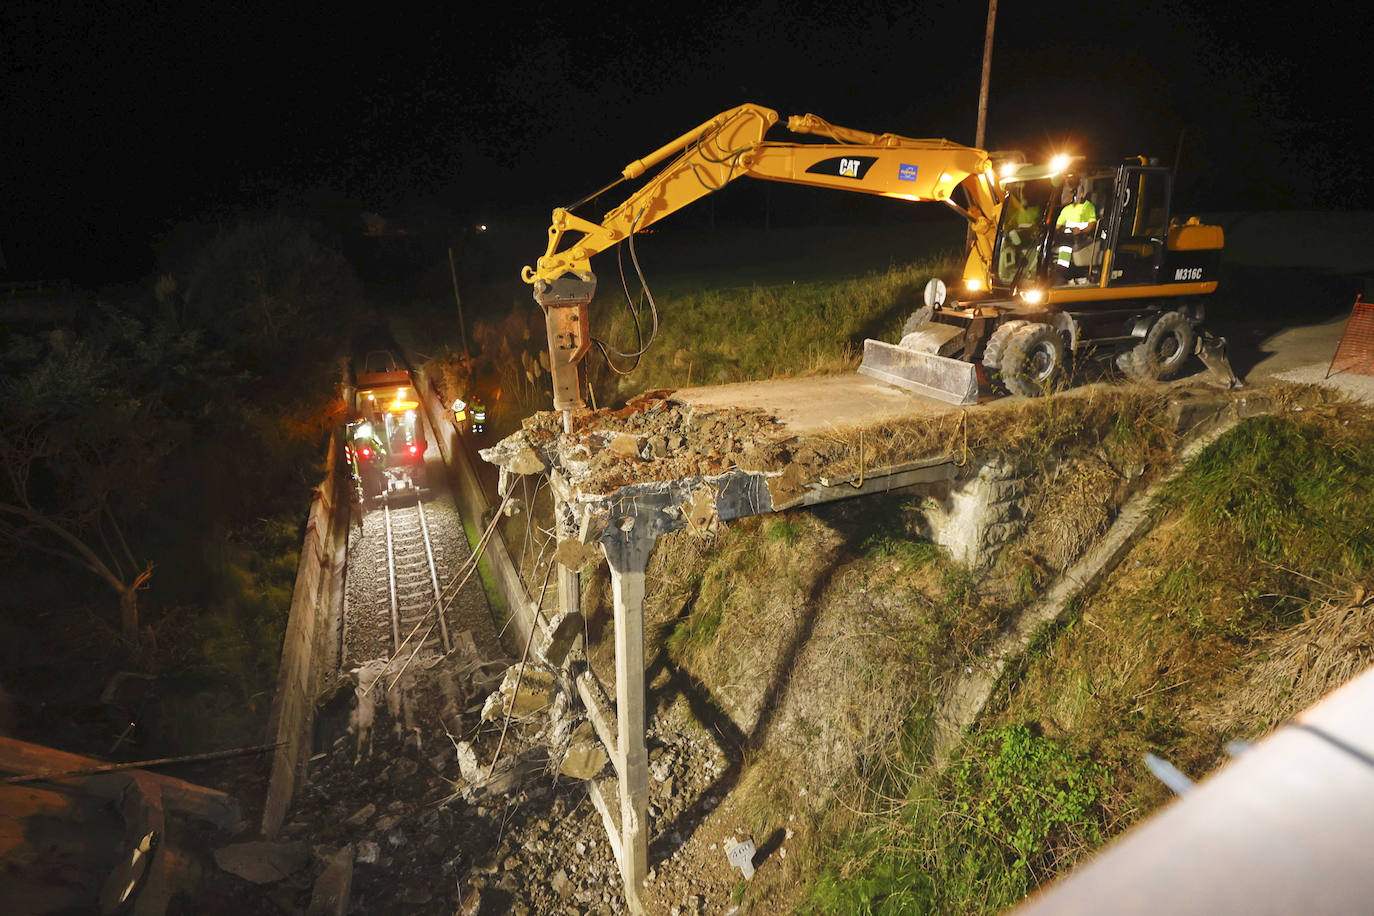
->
[360, 447, 372, 459]
[409, 445, 418, 455]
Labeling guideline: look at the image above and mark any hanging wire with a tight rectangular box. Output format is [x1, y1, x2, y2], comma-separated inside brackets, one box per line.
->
[578, 109, 755, 377]
[590, 206, 661, 376]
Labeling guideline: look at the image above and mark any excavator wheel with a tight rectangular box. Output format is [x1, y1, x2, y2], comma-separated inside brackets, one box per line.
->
[1119, 310, 1195, 382]
[1000, 323, 1067, 397]
[981, 319, 1031, 393]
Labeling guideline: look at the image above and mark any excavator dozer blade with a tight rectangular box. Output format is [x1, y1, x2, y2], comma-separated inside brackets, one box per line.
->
[857, 339, 980, 406]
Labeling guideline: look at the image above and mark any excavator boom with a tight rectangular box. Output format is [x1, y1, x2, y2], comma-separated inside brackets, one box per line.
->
[524, 104, 1001, 287]
[523, 103, 1005, 415]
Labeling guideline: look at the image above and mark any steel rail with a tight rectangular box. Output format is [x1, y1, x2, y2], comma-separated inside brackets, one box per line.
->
[383, 502, 400, 651]
[414, 498, 451, 653]
[383, 499, 451, 658]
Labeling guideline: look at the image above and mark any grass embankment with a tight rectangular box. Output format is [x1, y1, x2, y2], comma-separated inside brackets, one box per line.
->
[587, 248, 961, 398]
[571, 385, 1172, 910]
[801, 402, 1374, 914]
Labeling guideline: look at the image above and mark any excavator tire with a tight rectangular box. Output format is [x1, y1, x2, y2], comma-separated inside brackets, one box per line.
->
[1119, 310, 1195, 381]
[981, 319, 1031, 393]
[1000, 322, 1066, 397]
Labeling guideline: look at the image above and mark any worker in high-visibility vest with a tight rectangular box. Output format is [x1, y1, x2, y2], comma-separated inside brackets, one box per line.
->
[1055, 176, 1098, 283]
[470, 398, 487, 434]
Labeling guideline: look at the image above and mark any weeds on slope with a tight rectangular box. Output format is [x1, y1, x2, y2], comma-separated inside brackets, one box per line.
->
[803, 402, 1374, 915]
[807, 724, 1110, 916]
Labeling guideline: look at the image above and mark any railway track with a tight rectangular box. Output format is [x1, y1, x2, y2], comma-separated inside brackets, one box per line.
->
[383, 498, 451, 658]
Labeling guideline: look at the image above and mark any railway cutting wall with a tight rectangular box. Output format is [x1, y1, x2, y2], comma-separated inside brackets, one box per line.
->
[261, 432, 349, 836]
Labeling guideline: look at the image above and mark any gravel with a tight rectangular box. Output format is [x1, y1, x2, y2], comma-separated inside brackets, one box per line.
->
[1274, 363, 1374, 405]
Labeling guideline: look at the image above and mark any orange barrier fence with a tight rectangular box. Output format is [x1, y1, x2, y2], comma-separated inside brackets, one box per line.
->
[1327, 297, 1374, 378]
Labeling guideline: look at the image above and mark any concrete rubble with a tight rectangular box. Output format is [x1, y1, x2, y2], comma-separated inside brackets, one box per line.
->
[558, 720, 609, 779]
[213, 840, 310, 884]
[481, 664, 557, 722]
[306, 844, 354, 916]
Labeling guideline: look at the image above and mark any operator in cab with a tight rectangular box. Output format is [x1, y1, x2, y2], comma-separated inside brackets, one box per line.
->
[1054, 175, 1098, 284]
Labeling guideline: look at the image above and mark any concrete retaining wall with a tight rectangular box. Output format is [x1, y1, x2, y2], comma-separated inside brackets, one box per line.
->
[261, 433, 349, 837]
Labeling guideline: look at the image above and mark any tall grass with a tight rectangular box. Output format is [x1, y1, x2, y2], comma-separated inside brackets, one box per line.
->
[802, 405, 1374, 915]
[1164, 411, 1374, 577]
[590, 251, 962, 399]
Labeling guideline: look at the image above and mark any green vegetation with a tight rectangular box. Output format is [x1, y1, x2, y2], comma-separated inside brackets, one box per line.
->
[1166, 412, 1374, 576]
[0, 215, 355, 757]
[590, 251, 962, 399]
[808, 725, 1110, 915]
[797, 406, 1374, 915]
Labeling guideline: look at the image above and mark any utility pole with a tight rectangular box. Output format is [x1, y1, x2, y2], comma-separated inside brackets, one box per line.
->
[448, 247, 471, 361]
[975, 0, 998, 149]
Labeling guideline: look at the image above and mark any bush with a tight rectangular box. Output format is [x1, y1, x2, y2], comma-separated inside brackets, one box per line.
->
[808, 724, 1110, 915]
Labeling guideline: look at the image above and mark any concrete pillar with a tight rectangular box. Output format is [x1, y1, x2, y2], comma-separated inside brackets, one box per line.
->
[557, 507, 582, 645]
[600, 513, 659, 915]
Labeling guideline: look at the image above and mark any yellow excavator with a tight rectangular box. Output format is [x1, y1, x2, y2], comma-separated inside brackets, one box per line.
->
[522, 102, 1236, 415]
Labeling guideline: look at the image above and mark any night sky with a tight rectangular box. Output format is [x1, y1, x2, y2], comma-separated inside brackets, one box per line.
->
[3, 1, 1368, 282]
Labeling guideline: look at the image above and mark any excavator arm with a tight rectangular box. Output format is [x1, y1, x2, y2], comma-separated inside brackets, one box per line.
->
[523, 103, 1004, 416]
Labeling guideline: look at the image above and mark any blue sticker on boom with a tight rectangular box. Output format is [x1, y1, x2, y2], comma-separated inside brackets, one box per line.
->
[898, 164, 918, 181]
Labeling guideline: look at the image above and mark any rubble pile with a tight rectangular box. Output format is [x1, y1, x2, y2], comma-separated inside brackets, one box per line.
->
[502, 390, 837, 496]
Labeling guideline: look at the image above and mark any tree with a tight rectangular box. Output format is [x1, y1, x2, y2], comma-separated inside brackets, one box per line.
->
[0, 308, 199, 644]
[182, 216, 359, 363]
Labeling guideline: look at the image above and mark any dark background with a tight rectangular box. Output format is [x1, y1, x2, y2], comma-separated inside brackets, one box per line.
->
[2, 0, 1368, 283]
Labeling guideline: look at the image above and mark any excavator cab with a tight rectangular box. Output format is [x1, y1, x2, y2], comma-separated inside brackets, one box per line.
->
[993, 166, 1116, 291]
[993, 162, 1184, 294]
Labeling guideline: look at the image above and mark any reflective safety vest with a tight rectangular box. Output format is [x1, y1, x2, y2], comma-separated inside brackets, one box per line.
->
[1056, 200, 1097, 230]
[472, 402, 487, 423]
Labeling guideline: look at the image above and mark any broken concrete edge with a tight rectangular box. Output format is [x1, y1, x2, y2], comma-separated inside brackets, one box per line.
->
[586, 775, 626, 874]
[575, 669, 622, 776]
[307, 844, 355, 916]
[483, 422, 966, 518]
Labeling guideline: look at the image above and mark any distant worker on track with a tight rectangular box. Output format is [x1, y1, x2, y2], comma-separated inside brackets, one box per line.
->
[471, 397, 487, 435]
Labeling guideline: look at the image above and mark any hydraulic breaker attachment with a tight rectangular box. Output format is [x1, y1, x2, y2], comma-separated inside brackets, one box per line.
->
[1196, 331, 1242, 389]
[534, 274, 596, 417]
[858, 338, 981, 405]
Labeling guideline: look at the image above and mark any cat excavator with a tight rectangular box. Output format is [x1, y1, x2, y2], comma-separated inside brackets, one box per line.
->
[522, 102, 1237, 419]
